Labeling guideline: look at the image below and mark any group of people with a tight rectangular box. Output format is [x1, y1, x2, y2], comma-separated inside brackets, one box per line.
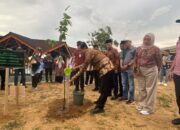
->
[29, 53, 65, 88]
[70, 33, 162, 115]
[69, 34, 180, 125]
[1, 33, 180, 125]
[0, 48, 66, 89]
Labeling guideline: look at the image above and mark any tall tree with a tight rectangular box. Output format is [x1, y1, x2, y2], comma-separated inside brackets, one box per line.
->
[57, 6, 72, 42]
[87, 26, 118, 50]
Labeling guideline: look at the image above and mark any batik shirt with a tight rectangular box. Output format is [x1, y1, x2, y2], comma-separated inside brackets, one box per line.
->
[106, 47, 120, 70]
[71, 49, 114, 82]
[135, 45, 162, 70]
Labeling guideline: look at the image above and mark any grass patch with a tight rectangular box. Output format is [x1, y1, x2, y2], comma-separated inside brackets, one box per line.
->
[114, 114, 119, 120]
[40, 95, 47, 100]
[32, 127, 41, 130]
[52, 127, 61, 130]
[158, 94, 172, 108]
[2, 120, 21, 130]
[64, 125, 81, 130]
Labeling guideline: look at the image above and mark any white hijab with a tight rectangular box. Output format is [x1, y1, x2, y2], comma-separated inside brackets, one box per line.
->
[141, 33, 155, 49]
[56, 56, 64, 68]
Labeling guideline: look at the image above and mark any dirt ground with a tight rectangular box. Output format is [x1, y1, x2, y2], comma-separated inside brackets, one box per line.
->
[0, 80, 180, 130]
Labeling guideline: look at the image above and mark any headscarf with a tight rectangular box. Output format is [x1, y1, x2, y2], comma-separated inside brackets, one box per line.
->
[141, 33, 155, 49]
[56, 56, 64, 68]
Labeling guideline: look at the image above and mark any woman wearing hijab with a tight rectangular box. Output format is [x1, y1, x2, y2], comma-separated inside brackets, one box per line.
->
[54, 56, 65, 83]
[134, 33, 162, 115]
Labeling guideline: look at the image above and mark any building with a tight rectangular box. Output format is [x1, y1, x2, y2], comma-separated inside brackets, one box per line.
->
[0, 32, 74, 58]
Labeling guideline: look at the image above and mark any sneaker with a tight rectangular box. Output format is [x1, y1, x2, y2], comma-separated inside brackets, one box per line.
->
[163, 83, 168, 87]
[140, 110, 150, 115]
[172, 118, 180, 125]
[136, 106, 143, 111]
[90, 107, 104, 114]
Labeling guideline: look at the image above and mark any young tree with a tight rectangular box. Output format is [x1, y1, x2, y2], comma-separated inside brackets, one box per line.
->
[87, 26, 118, 50]
[57, 6, 72, 42]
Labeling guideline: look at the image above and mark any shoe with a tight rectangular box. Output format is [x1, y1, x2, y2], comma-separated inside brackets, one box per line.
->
[92, 88, 98, 91]
[126, 100, 134, 104]
[117, 97, 122, 100]
[94, 101, 98, 104]
[118, 98, 127, 102]
[163, 83, 168, 87]
[172, 118, 180, 125]
[32, 87, 38, 90]
[136, 106, 143, 111]
[111, 96, 118, 100]
[117, 94, 122, 98]
[140, 110, 150, 115]
[90, 107, 104, 114]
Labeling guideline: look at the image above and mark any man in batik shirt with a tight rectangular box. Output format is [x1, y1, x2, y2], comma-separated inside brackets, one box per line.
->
[70, 42, 114, 114]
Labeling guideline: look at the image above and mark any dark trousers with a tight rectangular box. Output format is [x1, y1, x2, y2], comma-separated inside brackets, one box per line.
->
[39, 71, 43, 83]
[112, 72, 119, 97]
[55, 76, 63, 83]
[93, 70, 99, 89]
[174, 74, 180, 114]
[74, 70, 84, 91]
[45, 68, 52, 82]
[14, 69, 26, 86]
[118, 72, 123, 97]
[32, 73, 40, 88]
[85, 71, 93, 85]
[0, 70, 5, 90]
[96, 70, 114, 109]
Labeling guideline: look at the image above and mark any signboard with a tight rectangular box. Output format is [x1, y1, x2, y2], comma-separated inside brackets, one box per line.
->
[0, 49, 25, 68]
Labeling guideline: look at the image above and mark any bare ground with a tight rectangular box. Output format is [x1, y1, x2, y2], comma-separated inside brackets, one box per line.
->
[0, 80, 180, 130]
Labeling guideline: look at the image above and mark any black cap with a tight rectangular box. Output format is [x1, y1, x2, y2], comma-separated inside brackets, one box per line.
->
[77, 41, 82, 46]
[105, 39, 113, 44]
[120, 40, 128, 45]
[93, 45, 99, 48]
[80, 42, 88, 49]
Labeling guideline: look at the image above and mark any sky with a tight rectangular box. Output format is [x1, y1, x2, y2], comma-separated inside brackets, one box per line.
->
[0, 0, 180, 48]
